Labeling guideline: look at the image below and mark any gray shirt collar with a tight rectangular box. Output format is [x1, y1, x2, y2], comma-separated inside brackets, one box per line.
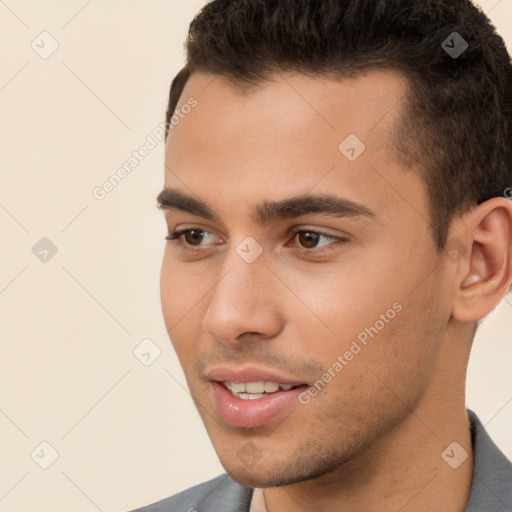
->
[465, 409, 512, 511]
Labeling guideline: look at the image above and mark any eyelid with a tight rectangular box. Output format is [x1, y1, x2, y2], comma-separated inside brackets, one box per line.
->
[166, 225, 349, 254]
[166, 227, 223, 246]
[288, 227, 344, 244]
[287, 228, 349, 255]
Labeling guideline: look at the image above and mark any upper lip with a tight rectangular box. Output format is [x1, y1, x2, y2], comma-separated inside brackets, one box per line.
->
[207, 366, 307, 386]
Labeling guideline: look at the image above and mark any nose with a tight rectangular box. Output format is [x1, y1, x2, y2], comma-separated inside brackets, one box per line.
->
[202, 249, 284, 346]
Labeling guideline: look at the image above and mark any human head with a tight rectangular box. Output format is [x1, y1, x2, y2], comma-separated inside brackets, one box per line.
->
[158, 0, 512, 490]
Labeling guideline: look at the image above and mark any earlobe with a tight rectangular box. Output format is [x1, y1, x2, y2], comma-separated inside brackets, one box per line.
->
[451, 198, 512, 323]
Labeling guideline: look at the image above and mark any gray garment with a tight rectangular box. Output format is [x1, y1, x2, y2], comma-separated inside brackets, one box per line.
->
[131, 410, 511, 512]
[466, 410, 512, 511]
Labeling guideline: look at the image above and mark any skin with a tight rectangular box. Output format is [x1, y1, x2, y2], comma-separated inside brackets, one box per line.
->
[159, 69, 512, 512]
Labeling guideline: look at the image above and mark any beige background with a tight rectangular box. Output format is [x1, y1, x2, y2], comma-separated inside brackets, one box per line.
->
[0, 1, 511, 510]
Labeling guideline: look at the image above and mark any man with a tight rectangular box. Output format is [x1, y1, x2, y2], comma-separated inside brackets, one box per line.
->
[133, 0, 512, 510]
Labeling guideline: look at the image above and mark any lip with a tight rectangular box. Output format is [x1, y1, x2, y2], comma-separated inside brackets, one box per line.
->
[210, 381, 308, 428]
[207, 366, 309, 428]
[207, 366, 308, 386]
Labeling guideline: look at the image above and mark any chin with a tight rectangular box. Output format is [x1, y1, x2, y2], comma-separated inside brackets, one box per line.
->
[219, 451, 342, 489]
[224, 465, 301, 489]
[226, 469, 277, 488]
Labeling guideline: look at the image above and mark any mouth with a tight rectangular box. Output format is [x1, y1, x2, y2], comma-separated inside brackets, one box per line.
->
[207, 369, 310, 428]
[222, 380, 301, 400]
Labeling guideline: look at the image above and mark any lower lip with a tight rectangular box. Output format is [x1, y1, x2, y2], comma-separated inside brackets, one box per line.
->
[211, 381, 307, 428]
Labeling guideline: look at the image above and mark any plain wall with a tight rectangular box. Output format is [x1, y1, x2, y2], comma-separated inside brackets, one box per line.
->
[0, 1, 510, 510]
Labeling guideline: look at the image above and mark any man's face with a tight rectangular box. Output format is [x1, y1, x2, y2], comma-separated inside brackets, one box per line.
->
[160, 70, 452, 487]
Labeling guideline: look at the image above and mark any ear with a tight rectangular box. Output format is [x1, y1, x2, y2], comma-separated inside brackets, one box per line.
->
[451, 197, 512, 323]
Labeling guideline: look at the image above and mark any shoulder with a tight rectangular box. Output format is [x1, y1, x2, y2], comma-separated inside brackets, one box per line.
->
[129, 473, 254, 512]
[466, 409, 512, 512]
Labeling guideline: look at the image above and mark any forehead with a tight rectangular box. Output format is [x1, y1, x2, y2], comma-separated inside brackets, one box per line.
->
[171, 68, 409, 135]
[163, 69, 424, 227]
[166, 68, 409, 167]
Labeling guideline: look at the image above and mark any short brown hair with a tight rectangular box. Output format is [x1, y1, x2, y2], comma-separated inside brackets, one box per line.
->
[166, 0, 512, 250]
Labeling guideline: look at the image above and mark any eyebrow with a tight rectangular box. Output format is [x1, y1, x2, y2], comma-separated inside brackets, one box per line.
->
[156, 188, 376, 223]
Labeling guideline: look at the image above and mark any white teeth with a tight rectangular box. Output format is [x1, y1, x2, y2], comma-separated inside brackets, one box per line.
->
[230, 382, 246, 393]
[264, 382, 280, 393]
[246, 381, 265, 393]
[237, 393, 266, 400]
[222, 381, 296, 399]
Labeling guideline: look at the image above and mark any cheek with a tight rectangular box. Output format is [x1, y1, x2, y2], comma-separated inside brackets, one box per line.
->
[285, 268, 402, 356]
[160, 252, 206, 319]
[160, 255, 206, 355]
[289, 258, 444, 394]
[160, 255, 180, 324]
[301, 242, 431, 345]
[326, 287, 444, 416]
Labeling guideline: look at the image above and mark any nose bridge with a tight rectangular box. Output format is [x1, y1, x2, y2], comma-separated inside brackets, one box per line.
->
[211, 246, 271, 313]
[203, 244, 281, 341]
[220, 235, 273, 298]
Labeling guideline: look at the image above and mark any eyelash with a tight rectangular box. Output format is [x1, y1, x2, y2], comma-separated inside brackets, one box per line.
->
[165, 228, 348, 256]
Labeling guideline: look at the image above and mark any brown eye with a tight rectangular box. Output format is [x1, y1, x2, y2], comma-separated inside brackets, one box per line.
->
[297, 231, 321, 249]
[184, 229, 206, 245]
